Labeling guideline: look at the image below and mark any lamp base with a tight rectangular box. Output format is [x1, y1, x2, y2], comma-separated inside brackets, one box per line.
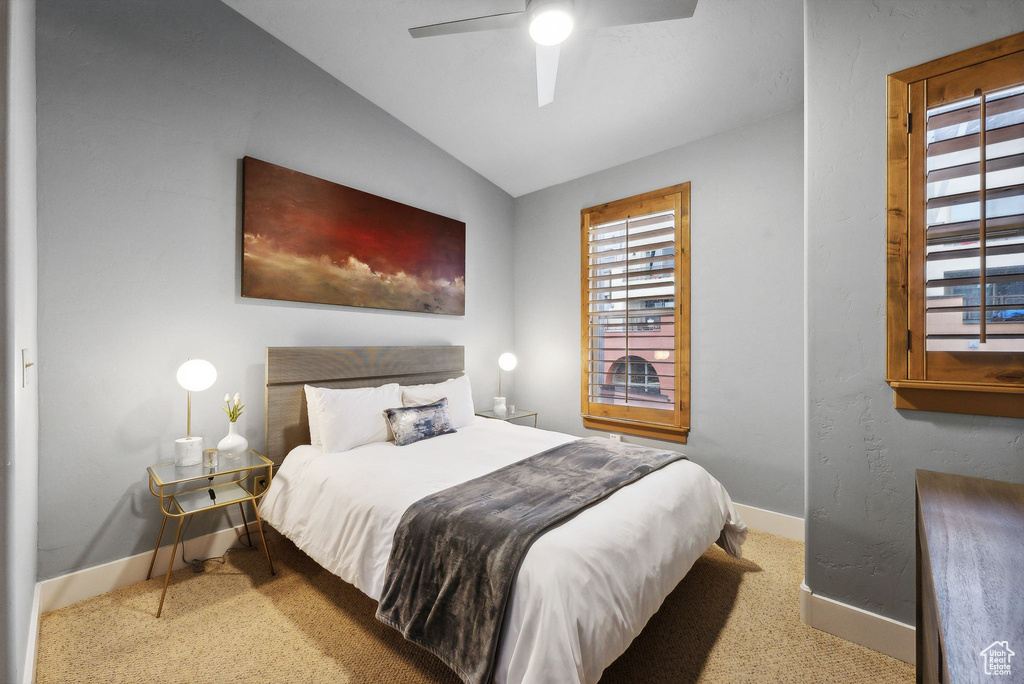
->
[175, 437, 203, 467]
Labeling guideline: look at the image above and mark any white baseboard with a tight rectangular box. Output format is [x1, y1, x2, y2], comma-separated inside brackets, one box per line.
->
[733, 502, 804, 541]
[34, 505, 801, 615]
[36, 504, 802, 613]
[23, 582, 40, 684]
[35, 504, 912, 670]
[800, 582, 915, 665]
[39, 520, 260, 614]
[733, 510, 911, 664]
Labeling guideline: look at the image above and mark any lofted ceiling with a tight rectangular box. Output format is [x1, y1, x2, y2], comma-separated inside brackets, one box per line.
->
[222, 0, 803, 197]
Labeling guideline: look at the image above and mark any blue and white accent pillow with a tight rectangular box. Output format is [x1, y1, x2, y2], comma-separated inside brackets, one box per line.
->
[384, 398, 457, 447]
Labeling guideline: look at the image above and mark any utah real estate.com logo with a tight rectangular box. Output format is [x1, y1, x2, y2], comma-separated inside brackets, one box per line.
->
[979, 641, 1015, 676]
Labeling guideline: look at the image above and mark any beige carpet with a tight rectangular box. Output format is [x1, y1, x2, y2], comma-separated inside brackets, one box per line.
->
[37, 529, 913, 683]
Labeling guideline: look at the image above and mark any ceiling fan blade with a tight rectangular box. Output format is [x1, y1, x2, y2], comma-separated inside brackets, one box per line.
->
[578, 0, 698, 29]
[409, 11, 528, 39]
[536, 43, 560, 107]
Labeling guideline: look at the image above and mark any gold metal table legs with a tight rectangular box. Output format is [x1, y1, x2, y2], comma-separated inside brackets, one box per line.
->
[145, 503, 275, 617]
[156, 517, 185, 618]
[145, 514, 168, 581]
[145, 457, 276, 617]
[250, 500, 276, 576]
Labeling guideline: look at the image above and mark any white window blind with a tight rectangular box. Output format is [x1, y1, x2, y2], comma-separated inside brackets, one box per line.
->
[925, 83, 1024, 352]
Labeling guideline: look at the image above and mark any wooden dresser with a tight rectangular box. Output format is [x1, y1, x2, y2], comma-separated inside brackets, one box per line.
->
[916, 470, 1024, 683]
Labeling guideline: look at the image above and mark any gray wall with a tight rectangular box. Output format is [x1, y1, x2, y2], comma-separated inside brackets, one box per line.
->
[805, 0, 1024, 624]
[512, 108, 805, 516]
[1, 0, 37, 680]
[36, 0, 515, 580]
[39, 0, 1024, 638]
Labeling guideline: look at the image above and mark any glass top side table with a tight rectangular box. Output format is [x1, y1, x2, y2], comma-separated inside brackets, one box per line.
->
[475, 408, 538, 427]
[145, 449, 275, 617]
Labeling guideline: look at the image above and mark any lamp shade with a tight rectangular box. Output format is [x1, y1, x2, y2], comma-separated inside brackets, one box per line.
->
[498, 352, 518, 372]
[176, 359, 217, 392]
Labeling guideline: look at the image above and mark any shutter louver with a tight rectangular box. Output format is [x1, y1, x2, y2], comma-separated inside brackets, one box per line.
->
[581, 184, 689, 441]
[886, 32, 1024, 417]
[925, 83, 1024, 352]
[585, 207, 678, 414]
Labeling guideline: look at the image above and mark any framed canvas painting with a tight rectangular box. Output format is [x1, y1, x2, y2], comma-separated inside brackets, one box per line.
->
[242, 157, 466, 315]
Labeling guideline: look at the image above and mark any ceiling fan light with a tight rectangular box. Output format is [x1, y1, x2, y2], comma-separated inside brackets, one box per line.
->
[529, 7, 573, 46]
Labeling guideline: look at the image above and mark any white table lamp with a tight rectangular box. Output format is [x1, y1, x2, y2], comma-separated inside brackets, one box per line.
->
[175, 359, 217, 466]
[495, 352, 518, 417]
[497, 352, 518, 396]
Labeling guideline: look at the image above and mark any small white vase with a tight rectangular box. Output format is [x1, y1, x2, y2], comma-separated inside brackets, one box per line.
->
[493, 396, 507, 418]
[218, 422, 248, 460]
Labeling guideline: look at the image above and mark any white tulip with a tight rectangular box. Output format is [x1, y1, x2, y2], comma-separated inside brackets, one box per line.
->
[234, 393, 241, 406]
[224, 393, 231, 403]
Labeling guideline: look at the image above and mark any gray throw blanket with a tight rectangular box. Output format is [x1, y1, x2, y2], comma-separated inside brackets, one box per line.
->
[375, 437, 688, 684]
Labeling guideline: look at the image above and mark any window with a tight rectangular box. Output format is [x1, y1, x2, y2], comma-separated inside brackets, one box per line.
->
[886, 32, 1024, 418]
[607, 355, 663, 396]
[581, 184, 690, 442]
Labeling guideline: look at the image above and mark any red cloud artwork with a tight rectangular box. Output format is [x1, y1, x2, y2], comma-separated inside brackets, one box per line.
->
[242, 157, 466, 315]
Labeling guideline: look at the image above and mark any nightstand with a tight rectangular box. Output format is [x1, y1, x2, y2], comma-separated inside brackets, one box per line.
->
[145, 449, 275, 617]
[475, 408, 538, 427]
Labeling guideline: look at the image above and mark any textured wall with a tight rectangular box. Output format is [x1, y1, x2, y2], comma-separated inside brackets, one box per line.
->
[806, 0, 1024, 624]
[512, 108, 805, 516]
[36, 0, 514, 580]
[1, 0, 37, 680]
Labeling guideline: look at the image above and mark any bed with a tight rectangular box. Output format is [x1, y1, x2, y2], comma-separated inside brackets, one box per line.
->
[259, 345, 747, 684]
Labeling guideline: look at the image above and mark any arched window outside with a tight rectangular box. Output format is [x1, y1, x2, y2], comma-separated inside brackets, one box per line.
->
[608, 355, 661, 396]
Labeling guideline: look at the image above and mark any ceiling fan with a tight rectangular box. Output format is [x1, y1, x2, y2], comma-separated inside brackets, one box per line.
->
[408, 0, 699, 107]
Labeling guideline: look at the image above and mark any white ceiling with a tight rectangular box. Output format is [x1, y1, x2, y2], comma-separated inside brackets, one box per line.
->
[223, 0, 803, 197]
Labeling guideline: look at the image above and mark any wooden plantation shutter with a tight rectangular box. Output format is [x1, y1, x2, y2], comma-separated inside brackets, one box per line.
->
[581, 184, 690, 442]
[922, 83, 1024, 356]
[887, 32, 1024, 418]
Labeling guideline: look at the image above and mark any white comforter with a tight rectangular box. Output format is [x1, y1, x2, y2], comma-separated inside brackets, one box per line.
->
[259, 418, 747, 684]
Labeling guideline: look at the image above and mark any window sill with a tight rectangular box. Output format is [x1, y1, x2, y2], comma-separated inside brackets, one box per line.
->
[888, 380, 1024, 419]
[582, 416, 689, 444]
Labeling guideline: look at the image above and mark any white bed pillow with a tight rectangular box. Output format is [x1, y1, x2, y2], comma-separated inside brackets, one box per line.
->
[317, 383, 402, 453]
[304, 384, 326, 450]
[401, 375, 475, 429]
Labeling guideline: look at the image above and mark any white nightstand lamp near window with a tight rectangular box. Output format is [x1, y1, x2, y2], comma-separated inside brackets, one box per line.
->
[494, 352, 518, 417]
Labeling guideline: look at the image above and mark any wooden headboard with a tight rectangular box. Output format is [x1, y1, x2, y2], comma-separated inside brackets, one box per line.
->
[265, 345, 465, 463]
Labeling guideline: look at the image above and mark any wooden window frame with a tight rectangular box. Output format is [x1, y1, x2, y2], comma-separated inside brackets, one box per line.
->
[580, 183, 690, 442]
[886, 31, 1024, 418]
